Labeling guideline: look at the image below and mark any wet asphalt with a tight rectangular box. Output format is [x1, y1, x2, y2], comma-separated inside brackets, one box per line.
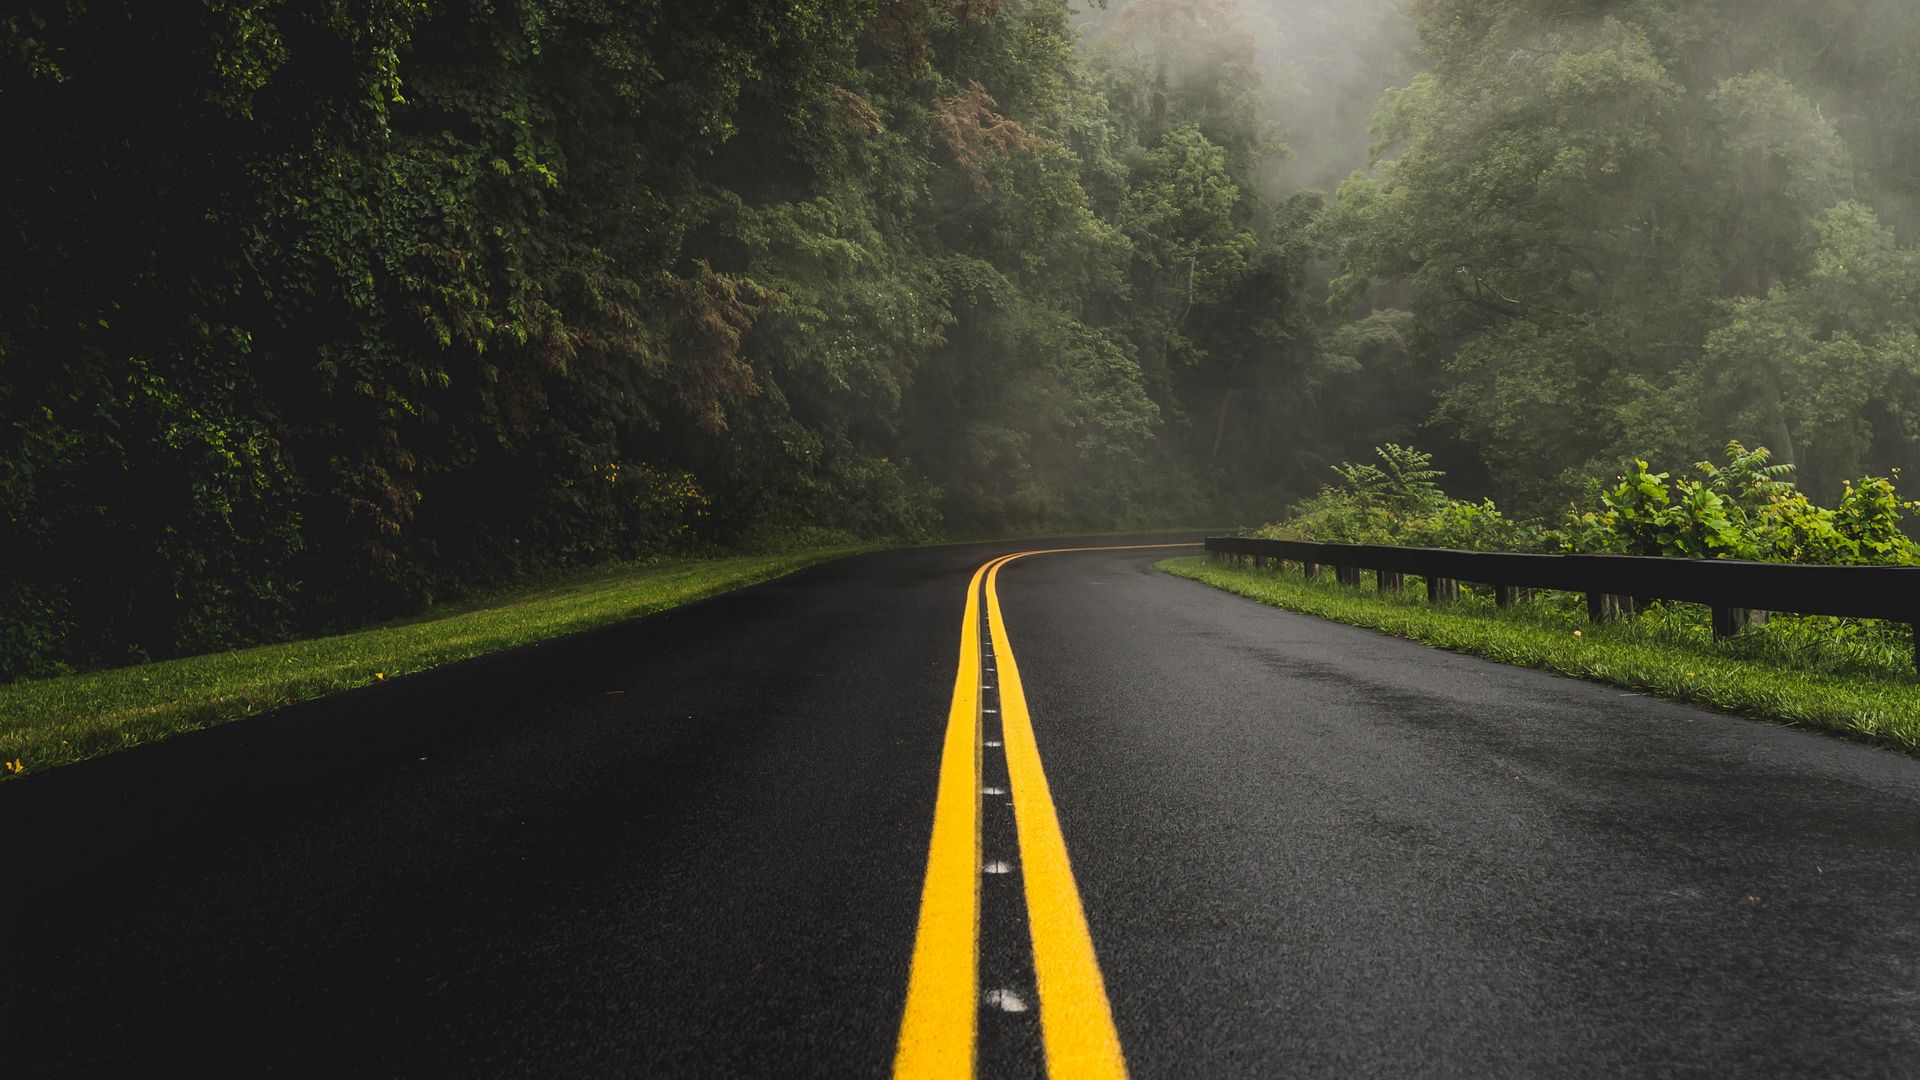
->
[5, 540, 1918, 1077]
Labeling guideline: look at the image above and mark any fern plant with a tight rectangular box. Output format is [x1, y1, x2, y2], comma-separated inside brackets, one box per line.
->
[1329, 444, 1448, 515]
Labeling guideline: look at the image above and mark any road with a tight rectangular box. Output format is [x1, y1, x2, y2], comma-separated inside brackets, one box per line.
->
[6, 539, 1919, 1078]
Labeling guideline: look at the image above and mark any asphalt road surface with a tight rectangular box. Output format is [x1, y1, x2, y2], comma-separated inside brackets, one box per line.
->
[6, 539, 1919, 1078]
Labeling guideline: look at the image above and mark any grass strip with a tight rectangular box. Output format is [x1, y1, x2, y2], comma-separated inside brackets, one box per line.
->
[1159, 556, 1920, 755]
[0, 547, 870, 779]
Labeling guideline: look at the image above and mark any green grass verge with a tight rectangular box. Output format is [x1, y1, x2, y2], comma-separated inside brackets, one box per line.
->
[0, 547, 871, 779]
[1160, 556, 1920, 755]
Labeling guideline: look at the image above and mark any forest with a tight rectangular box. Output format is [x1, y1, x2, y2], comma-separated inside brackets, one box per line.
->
[6, 0, 1920, 679]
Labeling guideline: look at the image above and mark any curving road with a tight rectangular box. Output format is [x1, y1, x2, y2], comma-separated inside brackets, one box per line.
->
[5, 539, 1919, 1078]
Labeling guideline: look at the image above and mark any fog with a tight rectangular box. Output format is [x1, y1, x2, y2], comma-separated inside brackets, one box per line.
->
[1073, 0, 1419, 194]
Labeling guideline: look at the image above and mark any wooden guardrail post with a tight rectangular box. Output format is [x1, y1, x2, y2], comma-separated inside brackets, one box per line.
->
[1712, 606, 1761, 637]
[1336, 563, 1361, 587]
[1587, 592, 1632, 622]
[1301, 561, 1319, 580]
[1378, 570, 1404, 594]
[1494, 585, 1532, 608]
[1428, 577, 1460, 604]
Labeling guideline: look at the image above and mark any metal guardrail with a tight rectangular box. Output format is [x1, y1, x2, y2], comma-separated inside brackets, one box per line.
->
[1204, 536, 1920, 665]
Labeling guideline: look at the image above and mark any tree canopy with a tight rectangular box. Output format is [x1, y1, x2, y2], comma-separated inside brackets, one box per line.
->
[7, 0, 1920, 678]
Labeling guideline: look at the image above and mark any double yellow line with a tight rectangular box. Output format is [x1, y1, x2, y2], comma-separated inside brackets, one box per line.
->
[895, 545, 1197, 1079]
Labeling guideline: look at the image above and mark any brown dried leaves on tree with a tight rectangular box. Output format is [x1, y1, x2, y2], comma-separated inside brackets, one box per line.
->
[933, 80, 1044, 189]
[653, 261, 774, 435]
[831, 86, 884, 136]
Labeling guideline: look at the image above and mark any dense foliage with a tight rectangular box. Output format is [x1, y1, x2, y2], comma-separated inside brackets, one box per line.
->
[1326, 0, 1920, 512]
[1266, 441, 1920, 570]
[1561, 444, 1920, 565]
[9, 0, 1920, 679]
[1, 0, 1332, 677]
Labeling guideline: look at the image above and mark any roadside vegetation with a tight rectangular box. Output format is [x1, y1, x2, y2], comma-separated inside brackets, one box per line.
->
[1161, 556, 1920, 754]
[0, 547, 865, 780]
[1258, 442, 1920, 567]
[1180, 442, 1920, 753]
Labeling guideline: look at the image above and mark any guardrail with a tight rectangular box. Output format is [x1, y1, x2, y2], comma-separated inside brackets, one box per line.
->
[1204, 535, 1920, 667]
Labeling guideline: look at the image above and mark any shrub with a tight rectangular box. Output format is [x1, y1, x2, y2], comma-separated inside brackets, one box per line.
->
[1258, 445, 1538, 551]
[1562, 442, 1920, 565]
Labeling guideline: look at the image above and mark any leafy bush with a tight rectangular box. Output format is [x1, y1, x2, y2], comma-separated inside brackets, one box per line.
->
[1258, 445, 1538, 551]
[1257, 440, 1920, 566]
[1562, 442, 1920, 565]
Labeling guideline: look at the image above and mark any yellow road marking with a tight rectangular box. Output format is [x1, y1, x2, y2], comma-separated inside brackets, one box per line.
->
[896, 544, 1198, 1080]
[894, 556, 999, 1079]
[986, 553, 1129, 1080]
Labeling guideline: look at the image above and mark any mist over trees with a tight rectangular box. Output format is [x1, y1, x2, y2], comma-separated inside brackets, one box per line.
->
[5, 0, 1919, 677]
[1329, 0, 1920, 512]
